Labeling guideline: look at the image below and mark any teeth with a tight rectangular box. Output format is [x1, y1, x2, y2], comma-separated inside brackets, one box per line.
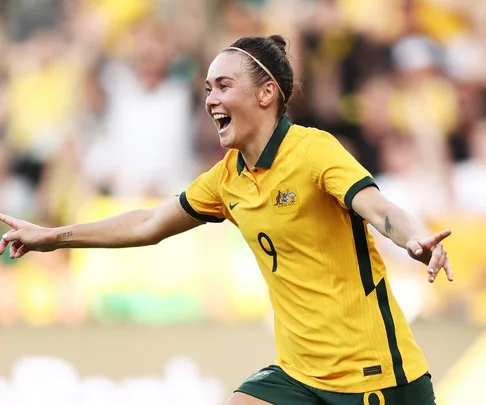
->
[213, 113, 230, 120]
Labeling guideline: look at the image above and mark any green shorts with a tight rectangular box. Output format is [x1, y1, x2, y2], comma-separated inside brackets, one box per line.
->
[236, 365, 436, 405]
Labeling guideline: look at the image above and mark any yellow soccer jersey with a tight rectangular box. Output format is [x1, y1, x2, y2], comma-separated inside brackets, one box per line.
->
[179, 116, 428, 393]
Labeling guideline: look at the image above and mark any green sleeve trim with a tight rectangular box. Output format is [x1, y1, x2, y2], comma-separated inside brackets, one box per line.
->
[179, 192, 225, 223]
[344, 176, 378, 211]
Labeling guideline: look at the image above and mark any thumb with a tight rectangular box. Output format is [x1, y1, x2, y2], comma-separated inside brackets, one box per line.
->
[406, 240, 423, 256]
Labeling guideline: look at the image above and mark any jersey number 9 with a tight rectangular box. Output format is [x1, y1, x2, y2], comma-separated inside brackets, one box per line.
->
[258, 232, 278, 272]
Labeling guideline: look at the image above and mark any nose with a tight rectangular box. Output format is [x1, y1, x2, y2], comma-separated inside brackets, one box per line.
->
[205, 91, 220, 110]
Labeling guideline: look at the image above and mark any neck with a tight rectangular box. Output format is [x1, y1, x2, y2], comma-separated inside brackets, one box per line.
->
[240, 116, 279, 168]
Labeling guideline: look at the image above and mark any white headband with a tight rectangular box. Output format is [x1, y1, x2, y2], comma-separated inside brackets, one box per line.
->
[226, 46, 286, 102]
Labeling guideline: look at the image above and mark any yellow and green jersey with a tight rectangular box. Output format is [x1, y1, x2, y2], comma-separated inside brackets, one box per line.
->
[179, 116, 428, 393]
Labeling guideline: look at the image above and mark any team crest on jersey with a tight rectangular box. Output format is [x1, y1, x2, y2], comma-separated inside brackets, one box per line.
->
[271, 184, 300, 214]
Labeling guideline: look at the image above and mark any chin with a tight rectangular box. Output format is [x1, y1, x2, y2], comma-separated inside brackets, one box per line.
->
[219, 132, 236, 149]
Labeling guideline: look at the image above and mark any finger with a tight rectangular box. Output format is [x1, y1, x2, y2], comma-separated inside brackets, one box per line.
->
[0, 235, 9, 255]
[430, 249, 448, 283]
[429, 247, 446, 274]
[443, 256, 453, 282]
[0, 213, 21, 230]
[15, 245, 30, 258]
[427, 229, 452, 247]
[9, 240, 23, 259]
[427, 244, 443, 282]
[437, 250, 446, 272]
[2, 230, 20, 243]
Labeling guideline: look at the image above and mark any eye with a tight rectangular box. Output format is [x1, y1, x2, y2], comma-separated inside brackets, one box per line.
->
[205, 87, 212, 95]
[220, 83, 228, 90]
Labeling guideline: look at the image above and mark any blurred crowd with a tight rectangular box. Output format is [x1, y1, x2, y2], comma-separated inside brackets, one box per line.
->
[0, 0, 486, 326]
[0, 355, 224, 404]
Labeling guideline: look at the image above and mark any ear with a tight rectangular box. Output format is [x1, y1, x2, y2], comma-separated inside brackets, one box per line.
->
[259, 81, 278, 108]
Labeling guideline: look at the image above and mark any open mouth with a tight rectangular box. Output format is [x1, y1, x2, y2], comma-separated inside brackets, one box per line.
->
[213, 113, 232, 133]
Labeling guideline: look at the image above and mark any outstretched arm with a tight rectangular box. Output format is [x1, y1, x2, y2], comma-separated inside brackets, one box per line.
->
[351, 186, 453, 283]
[0, 197, 202, 258]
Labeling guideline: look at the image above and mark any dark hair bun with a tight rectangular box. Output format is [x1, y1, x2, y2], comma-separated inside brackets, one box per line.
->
[268, 35, 287, 56]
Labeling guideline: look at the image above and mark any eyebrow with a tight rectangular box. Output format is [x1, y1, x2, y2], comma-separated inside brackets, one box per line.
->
[205, 76, 234, 86]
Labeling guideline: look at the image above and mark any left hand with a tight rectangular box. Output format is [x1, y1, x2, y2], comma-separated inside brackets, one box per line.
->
[406, 229, 453, 283]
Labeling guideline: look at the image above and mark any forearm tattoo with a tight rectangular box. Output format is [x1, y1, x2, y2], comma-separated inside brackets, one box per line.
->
[56, 231, 73, 240]
[385, 216, 393, 237]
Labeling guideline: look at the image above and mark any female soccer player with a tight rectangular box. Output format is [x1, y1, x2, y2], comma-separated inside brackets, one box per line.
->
[0, 35, 452, 405]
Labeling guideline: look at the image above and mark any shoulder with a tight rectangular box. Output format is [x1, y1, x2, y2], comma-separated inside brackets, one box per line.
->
[220, 149, 240, 173]
[287, 124, 342, 155]
[201, 149, 238, 178]
[288, 124, 336, 142]
[222, 148, 239, 165]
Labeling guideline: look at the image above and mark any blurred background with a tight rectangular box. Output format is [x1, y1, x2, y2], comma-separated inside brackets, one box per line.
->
[0, 0, 485, 403]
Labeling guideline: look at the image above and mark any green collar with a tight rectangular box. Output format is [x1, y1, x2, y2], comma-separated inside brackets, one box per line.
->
[237, 115, 292, 175]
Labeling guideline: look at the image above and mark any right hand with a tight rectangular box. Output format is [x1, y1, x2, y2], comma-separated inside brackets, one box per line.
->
[0, 213, 55, 259]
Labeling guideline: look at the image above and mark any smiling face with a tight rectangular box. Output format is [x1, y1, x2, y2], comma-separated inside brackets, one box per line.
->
[205, 51, 263, 149]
